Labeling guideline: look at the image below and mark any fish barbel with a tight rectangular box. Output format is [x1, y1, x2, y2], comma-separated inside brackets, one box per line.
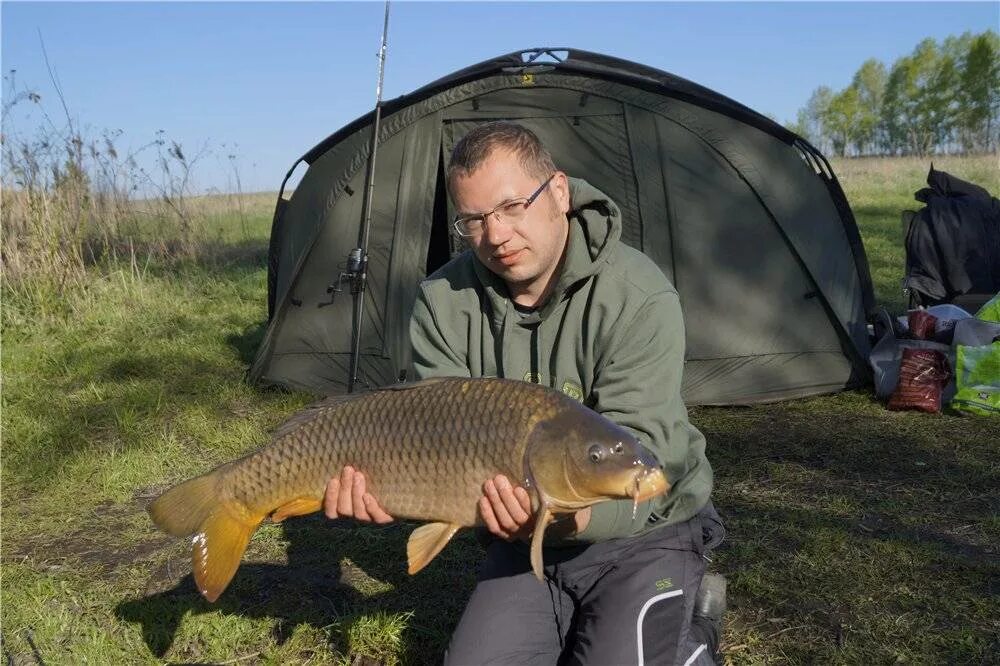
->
[148, 377, 669, 602]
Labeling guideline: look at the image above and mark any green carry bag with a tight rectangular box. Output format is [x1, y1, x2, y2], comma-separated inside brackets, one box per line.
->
[975, 292, 1000, 323]
[951, 342, 1000, 416]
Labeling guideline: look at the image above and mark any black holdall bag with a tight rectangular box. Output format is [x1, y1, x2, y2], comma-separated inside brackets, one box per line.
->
[902, 165, 1000, 311]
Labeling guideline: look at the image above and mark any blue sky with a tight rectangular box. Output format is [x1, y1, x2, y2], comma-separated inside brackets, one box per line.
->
[2, 2, 997, 193]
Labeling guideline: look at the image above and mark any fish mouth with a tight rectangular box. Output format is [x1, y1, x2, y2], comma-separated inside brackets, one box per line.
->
[627, 468, 670, 519]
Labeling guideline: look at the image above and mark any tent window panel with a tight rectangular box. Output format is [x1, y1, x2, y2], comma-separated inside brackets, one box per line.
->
[272, 135, 408, 359]
[661, 95, 870, 357]
[624, 105, 672, 280]
[441, 113, 641, 247]
[382, 113, 443, 366]
[655, 115, 844, 362]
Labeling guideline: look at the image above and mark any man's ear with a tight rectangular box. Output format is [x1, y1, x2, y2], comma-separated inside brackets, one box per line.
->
[551, 171, 571, 214]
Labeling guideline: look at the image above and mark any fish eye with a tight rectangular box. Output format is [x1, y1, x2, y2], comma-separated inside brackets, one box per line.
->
[588, 445, 604, 463]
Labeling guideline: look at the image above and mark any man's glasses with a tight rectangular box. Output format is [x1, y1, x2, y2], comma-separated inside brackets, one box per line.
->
[452, 174, 555, 238]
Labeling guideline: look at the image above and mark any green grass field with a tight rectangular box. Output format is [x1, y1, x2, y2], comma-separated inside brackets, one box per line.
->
[2, 156, 998, 665]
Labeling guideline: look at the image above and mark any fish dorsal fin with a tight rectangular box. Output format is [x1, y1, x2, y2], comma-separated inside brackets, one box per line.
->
[380, 377, 459, 391]
[272, 378, 462, 440]
[271, 392, 369, 439]
[407, 521, 461, 574]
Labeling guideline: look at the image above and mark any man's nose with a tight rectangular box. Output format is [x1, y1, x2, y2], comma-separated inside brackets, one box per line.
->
[483, 212, 513, 246]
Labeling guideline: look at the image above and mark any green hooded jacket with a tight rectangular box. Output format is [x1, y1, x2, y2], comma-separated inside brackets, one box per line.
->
[409, 178, 713, 542]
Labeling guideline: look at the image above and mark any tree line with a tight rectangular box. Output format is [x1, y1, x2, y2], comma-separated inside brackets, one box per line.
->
[787, 31, 999, 157]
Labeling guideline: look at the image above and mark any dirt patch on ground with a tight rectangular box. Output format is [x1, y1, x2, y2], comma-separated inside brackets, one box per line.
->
[4, 487, 410, 605]
[4, 494, 176, 580]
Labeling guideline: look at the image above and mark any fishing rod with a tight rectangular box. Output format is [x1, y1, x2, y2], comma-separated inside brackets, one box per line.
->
[346, 0, 390, 394]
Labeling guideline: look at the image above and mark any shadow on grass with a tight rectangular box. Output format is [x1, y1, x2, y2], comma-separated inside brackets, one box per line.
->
[116, 515, 479, 665]
[699, 391, 996, 479]
[713, 497, 997, 663]
[10, 288, 283, 491]
[698, 403, 998, 662]
[7, 351, 239, 491]
[227, 321, 269, 367]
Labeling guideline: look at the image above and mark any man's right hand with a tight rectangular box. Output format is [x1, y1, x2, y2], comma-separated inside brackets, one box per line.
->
[323, 466, 394, 524]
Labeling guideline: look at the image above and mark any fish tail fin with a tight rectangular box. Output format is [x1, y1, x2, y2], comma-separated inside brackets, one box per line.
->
[191, 504, 259, 602]
[148, 473, 220, 537]
[148, 472, 262, 602]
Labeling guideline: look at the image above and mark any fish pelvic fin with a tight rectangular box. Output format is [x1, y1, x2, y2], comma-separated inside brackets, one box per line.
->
[529, 505, 554, 581]
[270, 496, 323, 523]
[406, 522, 461, 575]
[192, 501, 261, 603]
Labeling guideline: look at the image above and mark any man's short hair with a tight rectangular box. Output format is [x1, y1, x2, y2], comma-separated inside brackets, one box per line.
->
[447, 121, 557, 196]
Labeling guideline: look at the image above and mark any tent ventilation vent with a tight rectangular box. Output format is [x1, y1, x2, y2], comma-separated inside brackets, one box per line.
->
[501, 48, 568, 74]
[519, 48, 569, 64]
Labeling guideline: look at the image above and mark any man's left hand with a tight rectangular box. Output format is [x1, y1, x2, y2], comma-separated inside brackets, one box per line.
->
[479, 474, 591, 541]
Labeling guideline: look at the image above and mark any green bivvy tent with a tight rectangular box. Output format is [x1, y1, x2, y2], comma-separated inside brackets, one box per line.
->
[249, 48, 875, 405]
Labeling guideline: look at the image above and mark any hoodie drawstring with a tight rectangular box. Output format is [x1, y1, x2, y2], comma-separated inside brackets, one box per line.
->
[529, 325, 540, 383]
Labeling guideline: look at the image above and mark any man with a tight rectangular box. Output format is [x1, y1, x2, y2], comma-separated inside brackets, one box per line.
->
[324, 121, 725, 664]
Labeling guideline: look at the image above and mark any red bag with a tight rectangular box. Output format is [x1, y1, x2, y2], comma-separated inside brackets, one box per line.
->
[908, 309, 938, 340]
[887, 348, 951, 413]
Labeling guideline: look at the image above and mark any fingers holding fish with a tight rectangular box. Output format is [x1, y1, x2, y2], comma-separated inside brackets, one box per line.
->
[351, 468, 370, 521]
[323, 466, 394, 524]
[480, 493, 517, 541]
[362, 491, 394, 524]
[336, 466, 358, 517]
[323, 475, 342, 519]
[481, 475, 533, 541]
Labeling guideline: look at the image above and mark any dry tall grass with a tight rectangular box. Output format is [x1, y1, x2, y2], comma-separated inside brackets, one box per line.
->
[1, 69, 281, 316]
[1, 116, 275, 320]
[830, 153, 1000, 192]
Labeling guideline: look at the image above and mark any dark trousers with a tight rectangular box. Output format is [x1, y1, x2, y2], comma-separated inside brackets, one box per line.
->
[445, 503, 725, 666]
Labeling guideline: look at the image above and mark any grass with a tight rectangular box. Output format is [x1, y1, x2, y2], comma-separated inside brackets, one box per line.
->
[2, 155, 999, 665]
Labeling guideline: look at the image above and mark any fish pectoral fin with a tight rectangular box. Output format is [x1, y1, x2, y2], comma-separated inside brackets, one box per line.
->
[406, 522, 461, 575]
[270, 497, 323, 523]
[529, 505, 555, 581]
[192, 502, 262, 603]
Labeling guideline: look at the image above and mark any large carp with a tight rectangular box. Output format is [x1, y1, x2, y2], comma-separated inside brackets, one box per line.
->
[148, 377, 669, 602]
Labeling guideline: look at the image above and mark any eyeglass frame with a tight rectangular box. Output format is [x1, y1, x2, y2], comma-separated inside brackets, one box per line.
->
[451, 173, 556, 238]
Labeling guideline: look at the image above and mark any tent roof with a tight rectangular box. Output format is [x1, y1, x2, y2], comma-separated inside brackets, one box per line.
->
[300, 47, 798, 166]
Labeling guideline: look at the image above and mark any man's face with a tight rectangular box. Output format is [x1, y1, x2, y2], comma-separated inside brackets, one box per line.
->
[450, 149, 571, 304]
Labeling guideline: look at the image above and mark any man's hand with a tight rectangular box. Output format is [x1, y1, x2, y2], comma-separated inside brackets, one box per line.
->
[479, 475, 592, 541]
[323, 466, 394, 524]
[479, 475, 533, 541]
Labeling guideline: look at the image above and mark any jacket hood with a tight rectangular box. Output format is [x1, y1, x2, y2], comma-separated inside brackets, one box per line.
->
[472, 177, 623, 326]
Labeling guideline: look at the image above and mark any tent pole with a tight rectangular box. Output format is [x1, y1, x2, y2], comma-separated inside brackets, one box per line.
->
[348, 0, 391, 393]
